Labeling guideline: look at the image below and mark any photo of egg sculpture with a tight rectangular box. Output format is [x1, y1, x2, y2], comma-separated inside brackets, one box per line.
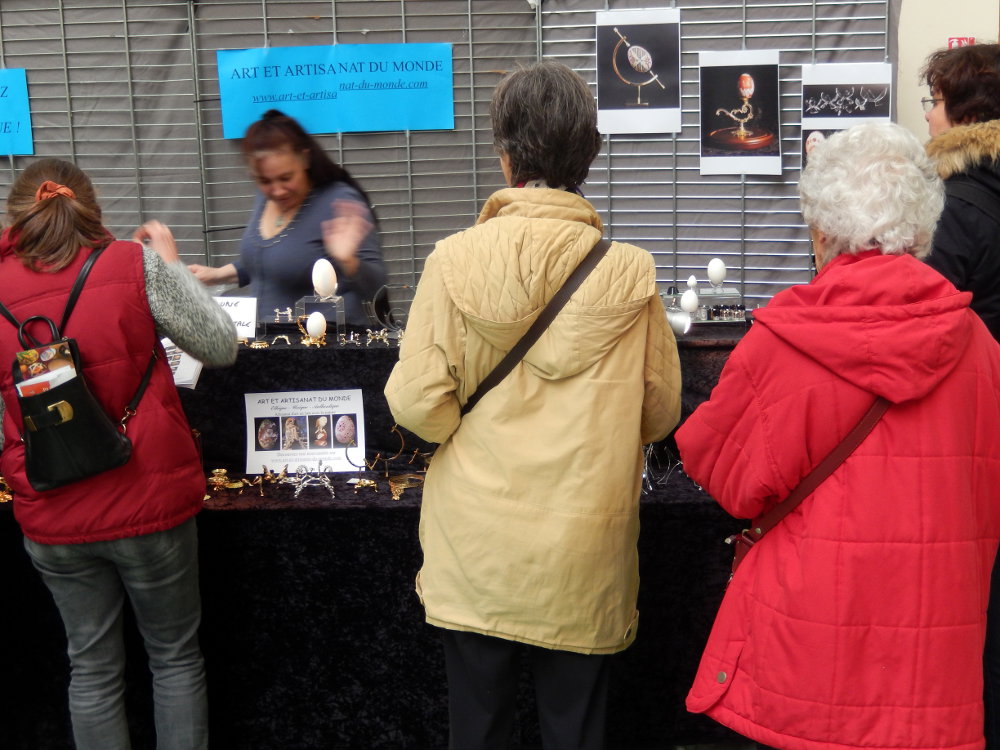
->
[334, 414, 357, 446]
[257, 419, 279, 450]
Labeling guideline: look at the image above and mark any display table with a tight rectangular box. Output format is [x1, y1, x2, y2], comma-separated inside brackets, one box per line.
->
[0, 323, 750, 749]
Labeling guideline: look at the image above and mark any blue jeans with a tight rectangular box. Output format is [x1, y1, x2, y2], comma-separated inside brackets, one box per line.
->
[24, 517, 208, 750]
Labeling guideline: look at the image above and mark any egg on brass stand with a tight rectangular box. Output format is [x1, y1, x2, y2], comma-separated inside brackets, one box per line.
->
[297, 311, 328, 347]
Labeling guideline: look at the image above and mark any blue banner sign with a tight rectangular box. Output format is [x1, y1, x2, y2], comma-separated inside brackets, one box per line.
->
[0, 69, 34, 155]
[217, 43, 454, 138]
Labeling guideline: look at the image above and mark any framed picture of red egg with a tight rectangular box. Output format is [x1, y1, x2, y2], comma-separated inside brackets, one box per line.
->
[244, 389, 366, 473]
[699, 50, 782, 175]
[596, 8, 681, 134]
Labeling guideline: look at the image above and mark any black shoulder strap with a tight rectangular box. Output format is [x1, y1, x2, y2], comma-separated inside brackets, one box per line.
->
[945, 178, 1000, 227]
[59, 247, 105, 333]
[460, 237, 612, 417]
[0, 246, 156, 423]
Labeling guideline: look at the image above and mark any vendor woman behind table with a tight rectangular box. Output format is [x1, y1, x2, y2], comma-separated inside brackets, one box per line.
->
[188, 109, 386, 326]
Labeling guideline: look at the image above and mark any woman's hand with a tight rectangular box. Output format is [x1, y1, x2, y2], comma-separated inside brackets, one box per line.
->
[133, 220, 180, 264]
[187, 263, 239, 286]
[321, 200, 373, 277]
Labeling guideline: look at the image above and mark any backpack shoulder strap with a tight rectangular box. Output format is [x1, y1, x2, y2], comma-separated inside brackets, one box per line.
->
[59, 247, 106, 333]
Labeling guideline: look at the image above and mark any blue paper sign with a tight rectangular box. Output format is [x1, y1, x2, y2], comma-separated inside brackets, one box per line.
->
[217, 43, 454, 138]
[0, 69, 34, 155]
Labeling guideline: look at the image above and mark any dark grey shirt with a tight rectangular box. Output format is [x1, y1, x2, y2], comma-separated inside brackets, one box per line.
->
[233, 182, 385, 326]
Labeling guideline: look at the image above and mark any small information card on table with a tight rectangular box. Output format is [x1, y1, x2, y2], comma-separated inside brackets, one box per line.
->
[244, 389, 365, 474]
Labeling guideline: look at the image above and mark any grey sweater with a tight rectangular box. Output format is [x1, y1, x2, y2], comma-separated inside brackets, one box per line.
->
[0, 249, 237, 449]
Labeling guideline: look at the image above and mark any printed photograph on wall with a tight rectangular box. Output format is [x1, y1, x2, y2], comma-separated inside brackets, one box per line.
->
[800, 62, 892, 167]
[800, 128, 838, 168]
[596, 8, 681, 134]
[699, 50, 782, 175]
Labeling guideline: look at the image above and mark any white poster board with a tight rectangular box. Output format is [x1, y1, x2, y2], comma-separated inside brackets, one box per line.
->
[245, 389, 365, 474]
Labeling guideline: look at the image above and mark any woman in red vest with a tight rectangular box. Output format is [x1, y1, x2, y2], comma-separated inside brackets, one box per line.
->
[0, 158, 237, 750]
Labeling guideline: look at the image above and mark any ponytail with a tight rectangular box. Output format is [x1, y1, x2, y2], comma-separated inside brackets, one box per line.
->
[5, 158, 108, 272]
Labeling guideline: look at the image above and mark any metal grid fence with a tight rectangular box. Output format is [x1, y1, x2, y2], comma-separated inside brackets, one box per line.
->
[0, 0, 895, 309]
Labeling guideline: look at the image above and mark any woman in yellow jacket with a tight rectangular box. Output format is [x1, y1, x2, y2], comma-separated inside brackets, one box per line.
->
[385, 61, 681, 749]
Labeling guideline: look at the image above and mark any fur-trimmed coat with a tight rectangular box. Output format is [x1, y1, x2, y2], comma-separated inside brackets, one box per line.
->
[678, 250, 1000, 750]
[926, 119, 1000, 341]
[385, 187, 681, 654]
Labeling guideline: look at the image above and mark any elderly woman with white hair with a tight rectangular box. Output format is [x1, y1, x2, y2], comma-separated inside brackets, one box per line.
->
[675, 122, 1000, 750]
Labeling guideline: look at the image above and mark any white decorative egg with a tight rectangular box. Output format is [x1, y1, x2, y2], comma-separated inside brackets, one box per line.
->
[667, 309, 692, 336]
[707, 258, 726, 286]
[306, 311, 327, 338]
[687, 274, 698, 291]
[680, 288, 699, 313]
[312, 258, 338, 297]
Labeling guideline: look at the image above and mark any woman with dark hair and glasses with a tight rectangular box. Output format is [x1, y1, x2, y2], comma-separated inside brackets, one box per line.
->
[922, 43, 1000, 747]
[385, 61, 680, 749]
[921, 43, 1000, 341]
[189, 109, 385, 326]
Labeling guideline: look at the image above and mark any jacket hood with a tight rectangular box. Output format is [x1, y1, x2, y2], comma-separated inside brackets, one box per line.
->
[926, 119, 1000, 179]
[431, 187, 656, 381]
[752, 251, 973, 403]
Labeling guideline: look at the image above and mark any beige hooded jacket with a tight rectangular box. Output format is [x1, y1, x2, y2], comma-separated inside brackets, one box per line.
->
[385, 187, 681, 654]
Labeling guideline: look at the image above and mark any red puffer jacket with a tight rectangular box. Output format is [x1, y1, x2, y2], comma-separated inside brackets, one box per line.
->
[0, 234, 205, 545]
[677, 250, 1000, 750]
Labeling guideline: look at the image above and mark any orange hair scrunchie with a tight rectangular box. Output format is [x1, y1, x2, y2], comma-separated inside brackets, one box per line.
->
[34, 181, 76, 203]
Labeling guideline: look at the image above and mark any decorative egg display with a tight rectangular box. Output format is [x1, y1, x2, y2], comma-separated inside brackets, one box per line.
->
[312, 258, 338, 298]
[687, 274, 698, 291]
[707, 258, 727, 286]
[306, 311, 327, 338]
[627, 45, 653, 74]
[334, 415, 356, 446]
[738, 73, 755, 99]
[680, 288, 700, 313]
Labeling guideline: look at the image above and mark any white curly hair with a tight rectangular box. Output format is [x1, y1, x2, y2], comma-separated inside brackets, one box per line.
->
[799, 121, 944, 260]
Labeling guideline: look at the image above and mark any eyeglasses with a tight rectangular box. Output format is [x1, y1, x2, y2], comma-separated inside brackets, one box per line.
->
[921, 97, 944, 112]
